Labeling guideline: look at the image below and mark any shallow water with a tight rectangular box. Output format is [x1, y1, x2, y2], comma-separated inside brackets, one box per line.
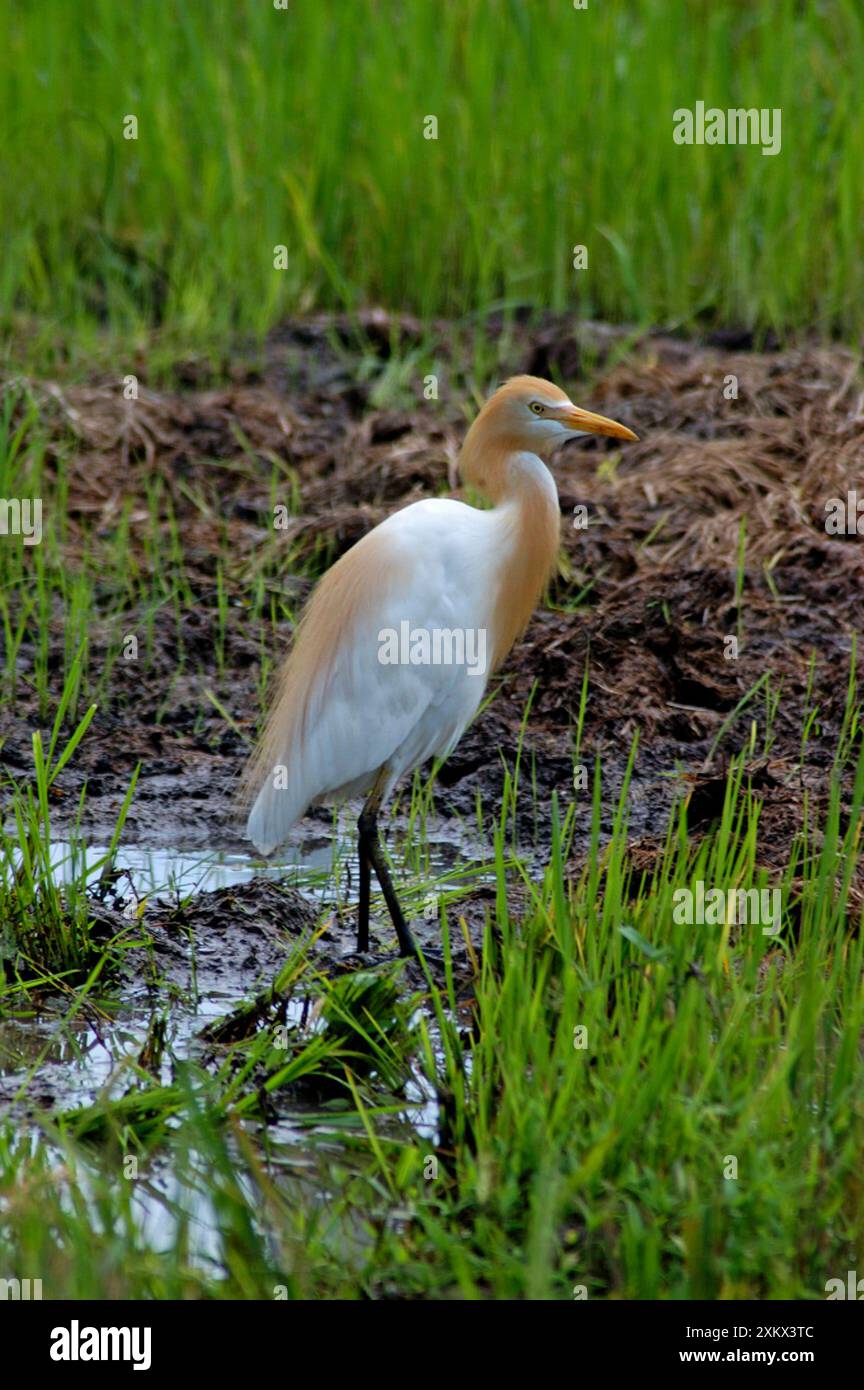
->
[28, 803, 493, 902]
[19, 835, 335, 900]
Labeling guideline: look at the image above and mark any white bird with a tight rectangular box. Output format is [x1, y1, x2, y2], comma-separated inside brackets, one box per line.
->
[242, 375, 638, 955]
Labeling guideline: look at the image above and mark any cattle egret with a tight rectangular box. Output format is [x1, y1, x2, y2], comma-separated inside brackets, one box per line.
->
[243, 376, 638, 956]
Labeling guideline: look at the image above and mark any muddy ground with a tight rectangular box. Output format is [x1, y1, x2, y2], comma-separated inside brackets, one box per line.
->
[2, 313, 863, 976]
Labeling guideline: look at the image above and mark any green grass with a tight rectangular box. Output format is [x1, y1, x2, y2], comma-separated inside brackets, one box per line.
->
[0, 671, 142, 998]
[2, 0, 863, 363]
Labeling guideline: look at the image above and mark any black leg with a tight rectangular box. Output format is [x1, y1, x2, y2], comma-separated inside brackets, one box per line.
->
[357, 787, 417, 958]
[366, 835, 417, 957]
[357, 825, 371, 953]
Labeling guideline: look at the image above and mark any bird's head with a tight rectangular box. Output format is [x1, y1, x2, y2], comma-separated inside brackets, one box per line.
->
[459, 374, 638, 498]
[484, 374, 638, 455]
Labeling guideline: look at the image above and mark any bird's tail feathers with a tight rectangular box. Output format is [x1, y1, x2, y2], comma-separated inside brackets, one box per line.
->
[245, 767, 306, 856]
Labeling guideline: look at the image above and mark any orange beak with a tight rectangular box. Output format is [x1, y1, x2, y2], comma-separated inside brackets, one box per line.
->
[561, 405, 638, 442]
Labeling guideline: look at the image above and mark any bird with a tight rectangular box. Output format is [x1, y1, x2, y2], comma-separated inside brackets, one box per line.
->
[241, 375, 638, 957]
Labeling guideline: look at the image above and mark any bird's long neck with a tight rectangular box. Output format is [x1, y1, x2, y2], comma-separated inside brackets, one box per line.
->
[459, 426, 561, 671]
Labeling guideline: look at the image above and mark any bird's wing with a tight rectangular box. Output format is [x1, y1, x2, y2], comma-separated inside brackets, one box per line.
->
[244, 500, 492, 854]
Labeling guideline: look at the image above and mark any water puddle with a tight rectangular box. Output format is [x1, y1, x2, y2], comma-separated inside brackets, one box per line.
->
[23, 805, 494, 903]
[14, 835, 335, 901]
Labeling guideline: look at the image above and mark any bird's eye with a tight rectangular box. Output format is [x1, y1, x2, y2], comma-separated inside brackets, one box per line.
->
[529, 401, 545, 415]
